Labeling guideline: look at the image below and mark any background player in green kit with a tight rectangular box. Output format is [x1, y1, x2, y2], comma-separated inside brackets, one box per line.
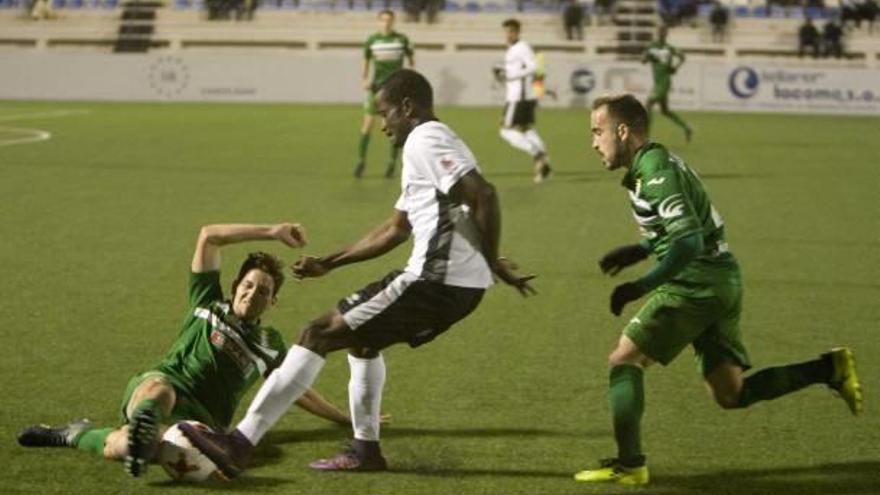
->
[354, 9, 414, 179]
[17, 223, 360, 477]
[575, 94, 863, 485]
[641, 25, 692, 142]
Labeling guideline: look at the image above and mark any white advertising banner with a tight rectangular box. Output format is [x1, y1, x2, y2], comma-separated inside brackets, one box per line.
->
[1, 51, 878, 115]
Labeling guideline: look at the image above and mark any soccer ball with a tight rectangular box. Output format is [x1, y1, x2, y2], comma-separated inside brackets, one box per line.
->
[157, 421, 227, 482]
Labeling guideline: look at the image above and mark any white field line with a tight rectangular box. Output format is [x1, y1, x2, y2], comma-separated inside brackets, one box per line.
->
[0, 127, 52, 147]
[0, 108, 91, 147]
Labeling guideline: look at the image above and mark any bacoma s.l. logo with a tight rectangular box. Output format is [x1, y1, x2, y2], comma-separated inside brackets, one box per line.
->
[728, 67, 759, 99]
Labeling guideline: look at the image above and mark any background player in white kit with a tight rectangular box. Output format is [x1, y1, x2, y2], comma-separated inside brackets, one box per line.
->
[179, 68, 537, 478]
[497, 18, 552, 184]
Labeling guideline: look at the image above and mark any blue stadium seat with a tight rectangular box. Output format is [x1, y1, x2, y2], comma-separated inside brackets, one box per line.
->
[733, 5, 749, 17]
[444, 0, 461, 11]
[751, 6, 768, 18]
[768, 5, 787, 17]
[482, 1, 503, 12]
[464, 1, 480, 12]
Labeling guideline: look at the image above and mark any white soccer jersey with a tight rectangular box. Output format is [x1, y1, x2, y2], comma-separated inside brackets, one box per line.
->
[504, 40, 537, 102]
[395, 121, 494, 289]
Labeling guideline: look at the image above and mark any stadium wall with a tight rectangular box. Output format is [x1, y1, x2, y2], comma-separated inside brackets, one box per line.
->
[2, 51, 879, 115]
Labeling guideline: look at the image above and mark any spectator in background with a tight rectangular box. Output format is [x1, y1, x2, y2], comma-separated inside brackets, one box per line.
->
[594, 0, 615, 26]
[709, 1, 729, 42]
[30, 0, 55, 20]
[840, 0, 861, 27]
[798, 17, 821, 58]
[563, 0, 585, 40]
[823, 19, 844, 58]
[858, 0, 878, 32]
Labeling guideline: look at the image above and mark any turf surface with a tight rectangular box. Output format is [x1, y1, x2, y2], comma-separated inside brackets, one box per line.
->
[0, 101, 877, 494]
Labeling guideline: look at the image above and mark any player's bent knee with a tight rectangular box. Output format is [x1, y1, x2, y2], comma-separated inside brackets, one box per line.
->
[713, 392, 742, 410]
[103, 428, 129, 460]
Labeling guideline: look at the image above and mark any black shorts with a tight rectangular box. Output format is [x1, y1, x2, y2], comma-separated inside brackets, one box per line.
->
[337, 270, 485, 350]
[502, 100, 537, 128]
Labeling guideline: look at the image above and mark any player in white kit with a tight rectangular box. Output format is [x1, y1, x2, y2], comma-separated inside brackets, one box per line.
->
[498, 18, 552, 184]
[178, 68, 537, 478]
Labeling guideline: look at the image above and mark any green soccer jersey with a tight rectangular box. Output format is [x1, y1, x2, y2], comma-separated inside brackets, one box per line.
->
[622, 142, 738, 292]
[364, 31, 413, 88]
[643, 41, 681, 86]
[153, 272, 287, 429]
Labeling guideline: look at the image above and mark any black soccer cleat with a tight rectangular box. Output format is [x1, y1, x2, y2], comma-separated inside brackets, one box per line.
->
[18, 418, 92, 448]
[353, 161, 366, 179]
[125, 408, 160, 477]
[384, 161, 396, 179]
[177, 424, 253, 479]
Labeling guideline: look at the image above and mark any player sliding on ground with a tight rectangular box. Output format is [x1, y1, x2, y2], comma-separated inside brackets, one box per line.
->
[575, 94, 863, 485]
[177, 69, 537, 478]
[18, 223, 363, 477]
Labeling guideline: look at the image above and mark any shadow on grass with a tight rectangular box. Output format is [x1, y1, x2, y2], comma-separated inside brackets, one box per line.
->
[263, 426, 578, 447]
[651, 460, 880, 495]
[387, 465, 572, 479]
[148, 474, 293, 491]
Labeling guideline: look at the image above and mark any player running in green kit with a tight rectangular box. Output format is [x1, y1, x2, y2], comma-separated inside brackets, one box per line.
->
[575, 94, 863, 485]
[354, 9, 414, 179]
[642, 25, 692, 142]
[17, 223, 360, 477]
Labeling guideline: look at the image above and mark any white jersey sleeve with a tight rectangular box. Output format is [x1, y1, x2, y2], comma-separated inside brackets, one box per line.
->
[404, 123, 477, 194]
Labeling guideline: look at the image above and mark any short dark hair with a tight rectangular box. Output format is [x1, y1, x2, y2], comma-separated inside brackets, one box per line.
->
[502, 18, 521, 31]
[231, 251, 285, 298]
[591, 94, 649, 135]
[378, 9, 394, 18]
[378, 68, 433, 110]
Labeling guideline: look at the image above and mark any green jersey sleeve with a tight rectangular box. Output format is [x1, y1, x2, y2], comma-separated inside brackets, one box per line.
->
[364, 34, 375, 60]
[188, 271, 224, 308]
[638, 148, 703, 244]
[403, 34, 413, 57]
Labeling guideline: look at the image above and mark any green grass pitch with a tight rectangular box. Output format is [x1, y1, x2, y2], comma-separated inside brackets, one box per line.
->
[0, 101, 877, 494]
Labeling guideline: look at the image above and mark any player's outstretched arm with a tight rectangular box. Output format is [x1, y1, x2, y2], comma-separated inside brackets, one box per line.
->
[291, 210, 411, 279]
[295, 388, 391, 426]
[191, 223, 307, 273]
[449, 170, 536, 296]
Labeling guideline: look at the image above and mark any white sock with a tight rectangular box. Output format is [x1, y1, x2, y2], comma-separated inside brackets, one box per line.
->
[524, 129, 547, 157]
[348, 353, 386, 442]
[500, 128, 539, 157]
[236, 345, 325, 445]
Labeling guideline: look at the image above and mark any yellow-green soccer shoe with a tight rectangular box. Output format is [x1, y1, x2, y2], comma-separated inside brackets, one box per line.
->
[827, 347, 863, 416]
[574, 458, 649, 485]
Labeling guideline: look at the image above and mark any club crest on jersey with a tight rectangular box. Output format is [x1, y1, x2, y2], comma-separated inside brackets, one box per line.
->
[210, 329, 226, 347]
[658, 194, 685, 219]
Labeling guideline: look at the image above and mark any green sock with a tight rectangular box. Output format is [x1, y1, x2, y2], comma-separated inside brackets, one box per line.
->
[665, 111, 691, 133]
[387, 145, 399, 167]
[73, 427, 113, 457]
[609, 365, 646, 467]
[358, 133, 370, 161]
[736, 357, 831, 408]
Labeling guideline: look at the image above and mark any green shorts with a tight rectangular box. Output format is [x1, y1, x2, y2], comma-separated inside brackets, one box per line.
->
[623, 280, 751, 376]
[364, 90, 379, 116]
[120, 370, 220, 430]
[650, 80, 671, 103]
